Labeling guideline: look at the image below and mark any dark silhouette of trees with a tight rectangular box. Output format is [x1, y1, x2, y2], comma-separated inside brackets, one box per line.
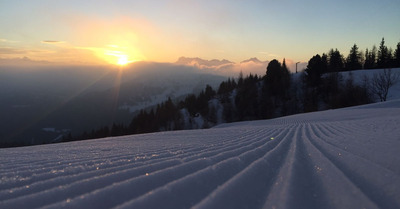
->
[217, 78, 237, 97]
[377, 38, 390, 68]
[157, 97, 181, 131]
[235, 74, 259, 120]
[304, 53, 329, 111]
[395, 42, 400, 68]
[345, 44, 363, 71]
[281, 58, 291, 92]
[364, 38, 400, 69]
[264, 59, 290, 97]
[305, 54, 326, 87]
[129, 109, 155, 134]
[182, 94, 197, 116]
[111, 123, 127, 136]
[340, 72, 371, 107]
[196, 85, 216, 117]
[128, 97, 181, 134]
[259, 59, 291, 118]
[327, 49, 344, 72]
[321, 72, 342, 109]
[217, 78, 236, 122]
[364, 46, 377, 69]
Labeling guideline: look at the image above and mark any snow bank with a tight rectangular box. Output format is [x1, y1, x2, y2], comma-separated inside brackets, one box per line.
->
[1, 99, 400, 209]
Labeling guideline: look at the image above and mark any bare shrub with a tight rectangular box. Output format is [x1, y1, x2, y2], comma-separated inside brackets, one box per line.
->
[371, 68, 400, 101]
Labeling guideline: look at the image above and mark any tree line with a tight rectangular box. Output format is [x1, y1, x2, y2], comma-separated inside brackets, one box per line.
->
[61, 38, 400, 142]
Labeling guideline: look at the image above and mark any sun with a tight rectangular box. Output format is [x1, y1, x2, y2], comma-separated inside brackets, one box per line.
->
[117, 55, 129, 66]
[99, 44, 143, 66]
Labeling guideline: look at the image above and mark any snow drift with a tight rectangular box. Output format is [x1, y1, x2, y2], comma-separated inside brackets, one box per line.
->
[1, 100, 400, 209]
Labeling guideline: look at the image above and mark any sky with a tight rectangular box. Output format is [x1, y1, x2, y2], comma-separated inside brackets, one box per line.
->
[0, 0, 399, 66]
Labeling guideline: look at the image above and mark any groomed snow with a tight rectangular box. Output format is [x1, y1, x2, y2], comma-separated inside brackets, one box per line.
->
[1, 100, 400, 209]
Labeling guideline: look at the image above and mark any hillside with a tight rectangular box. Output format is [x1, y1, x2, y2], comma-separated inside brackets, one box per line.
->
[0, 62, 226, 145]
[1, 99, 399, 208]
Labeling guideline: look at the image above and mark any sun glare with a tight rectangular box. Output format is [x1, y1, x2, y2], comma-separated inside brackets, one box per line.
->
[98, 44, 143, 66]
[117, 55, 129, 65]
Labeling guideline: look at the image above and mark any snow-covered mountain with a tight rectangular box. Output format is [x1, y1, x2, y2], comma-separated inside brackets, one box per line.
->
[1, 98, 399, 208]
[240, 57, 268, 64]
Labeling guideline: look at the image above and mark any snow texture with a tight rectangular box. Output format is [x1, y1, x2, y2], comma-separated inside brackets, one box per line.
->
[1, 100, 400, 209]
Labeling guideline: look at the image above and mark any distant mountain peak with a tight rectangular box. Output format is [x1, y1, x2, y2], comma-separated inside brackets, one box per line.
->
[176, 57, 234, 68]
[240, 57, 267, 64]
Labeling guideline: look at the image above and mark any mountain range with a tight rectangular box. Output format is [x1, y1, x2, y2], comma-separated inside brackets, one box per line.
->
[175, 57, 270, 76]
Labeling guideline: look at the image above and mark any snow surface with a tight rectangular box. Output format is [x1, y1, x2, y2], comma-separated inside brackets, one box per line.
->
[1, 100, 400, 209]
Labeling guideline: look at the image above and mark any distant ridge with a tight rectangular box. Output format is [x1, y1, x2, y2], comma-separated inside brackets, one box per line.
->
[176, 56, 269, 66]
[240, 57, 268, 64]
[176, 57, 234, 68]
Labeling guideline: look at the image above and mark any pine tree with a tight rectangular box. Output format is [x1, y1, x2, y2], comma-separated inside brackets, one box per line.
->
[395, 42, 400, 68]
[387, 48, 394, 68]
[183, 94, 197, 116]
[377, 38, 389, 68]
[327, 49, 344, 72]
[265, 59, 291, 97]
[345, 44, 362, 71]
[204, 85, 216, 100]
[305, 54, 325, 87]
[280, 58, 291, 97]
[238, 71, 244, 87]
[282, 58, 288, 72]
[364, 46, 377, 69]
[321, 53, 328, 74]
[235, 74, 259, 120]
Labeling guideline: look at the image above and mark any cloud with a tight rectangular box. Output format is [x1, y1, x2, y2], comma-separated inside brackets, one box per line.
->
[0, 44, 104, 66]
[0, 47, 26, 54]
[0, 47, 52, 56]
[0, 38, 19, 43]
[0, 56, 52, 66]
[175, 56, 309, 76]
[281, 58, 308, 73]
[41, 40, 65, 44]
[175, 57, 269, 77]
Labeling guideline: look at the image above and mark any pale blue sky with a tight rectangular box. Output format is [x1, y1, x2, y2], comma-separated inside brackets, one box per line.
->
[0, 0, 399, 64]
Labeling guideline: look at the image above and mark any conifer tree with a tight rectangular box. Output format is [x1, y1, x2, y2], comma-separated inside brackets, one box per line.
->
[327, 49, 344, 72]
[305, 54, 325, 87]
[395, 42, 400, 68]
[345, 44, 363, 71]
[282, 58, 288, 72]
[364, 46, 377, 69]
[377, 38, 389, 68]
[235, 74, 259, 120]
[265, 59, 290, 97]
[321, 53, 329, 73]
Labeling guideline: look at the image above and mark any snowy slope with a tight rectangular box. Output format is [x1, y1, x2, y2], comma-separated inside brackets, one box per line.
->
[1, 100, 400, 209]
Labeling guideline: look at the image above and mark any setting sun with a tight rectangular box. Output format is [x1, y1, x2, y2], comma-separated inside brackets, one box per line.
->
[95, 44, 143, 66]
[117, 55, 129, 66]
